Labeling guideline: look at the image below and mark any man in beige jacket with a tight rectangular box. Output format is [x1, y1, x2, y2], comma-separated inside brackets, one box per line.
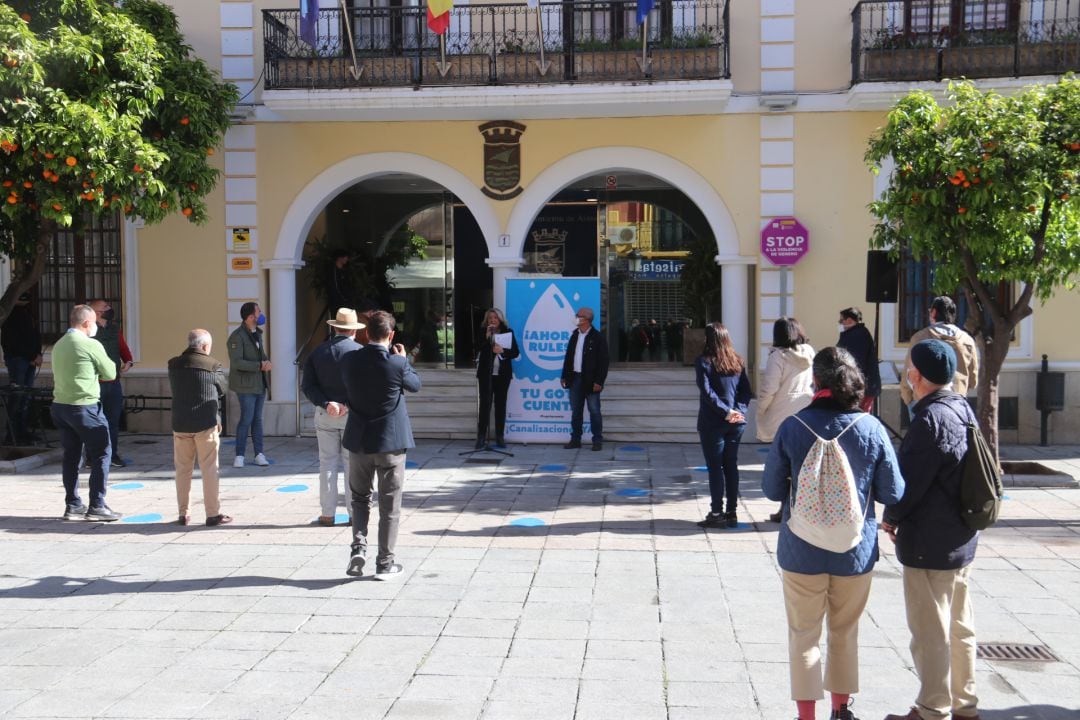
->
[900, 296, 979, 406]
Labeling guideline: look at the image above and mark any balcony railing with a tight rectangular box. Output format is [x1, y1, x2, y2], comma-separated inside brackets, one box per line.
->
[263, 0, 729, 90]
[852, 0, 1080, 84]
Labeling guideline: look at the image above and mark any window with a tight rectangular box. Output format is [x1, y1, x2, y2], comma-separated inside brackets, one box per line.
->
[898, 252, 1013, 343]
[38, 211, 124, 344]
[905, 0, 1015, 39]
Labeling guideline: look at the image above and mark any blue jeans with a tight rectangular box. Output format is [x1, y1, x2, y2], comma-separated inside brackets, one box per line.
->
[698, 422, 744, 514]
[4, 355, 36, 442]
[234, 392, 265, 458]
[99, 380, 124, 460]
[51, 402, 111, 508]
[568, 374, 602, 442]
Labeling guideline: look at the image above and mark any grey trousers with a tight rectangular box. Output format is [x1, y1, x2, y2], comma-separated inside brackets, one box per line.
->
[348, 449, 405, 568]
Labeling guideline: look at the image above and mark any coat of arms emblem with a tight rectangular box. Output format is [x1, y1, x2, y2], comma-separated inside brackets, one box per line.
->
[479, 121, 525, 200]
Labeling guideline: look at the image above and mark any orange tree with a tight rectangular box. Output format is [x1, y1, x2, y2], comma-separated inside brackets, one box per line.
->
[866, 78, 1080, 457]
[0, 0, 237, 324]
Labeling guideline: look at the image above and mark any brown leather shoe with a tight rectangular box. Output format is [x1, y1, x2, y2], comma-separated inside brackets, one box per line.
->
[884, 709, 922, 720]
[206, 514, 233, 527]
[178, 515, 190, 526]
[317, 515, 335, 527]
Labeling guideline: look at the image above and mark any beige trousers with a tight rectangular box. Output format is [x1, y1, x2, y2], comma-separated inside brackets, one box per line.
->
[781, 570, 873, 700]
[173, 427, 221, 518]
[903, 566, 978, 720]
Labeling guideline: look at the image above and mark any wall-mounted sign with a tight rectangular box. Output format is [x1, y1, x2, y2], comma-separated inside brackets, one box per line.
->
[231, 257, 253, 271]
[232, 227, 250, 251]
[479, 120, 525, 200]
[761, 217, 809, 266]
[630, 258, 684, 281]
[606, 175, 617, 190]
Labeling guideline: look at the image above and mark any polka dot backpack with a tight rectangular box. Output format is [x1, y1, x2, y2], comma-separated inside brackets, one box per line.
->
[787, 414, 869, 553]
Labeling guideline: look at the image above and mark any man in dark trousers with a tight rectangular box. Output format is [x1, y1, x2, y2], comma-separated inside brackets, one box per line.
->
[882, 339, 981, 720]
[561, 306, 609, 451]
[341, 311, 421, 579]
[168, 329, 231, 527]
[1, 291, 43, 444]
[302, 308, 364, 526]
[836, 306, 881, 412]
[90, 298, 134, 467]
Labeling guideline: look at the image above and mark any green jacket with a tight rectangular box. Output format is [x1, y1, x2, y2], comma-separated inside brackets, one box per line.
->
[227, 324, 268, 395]
[51, 329, 117, 405]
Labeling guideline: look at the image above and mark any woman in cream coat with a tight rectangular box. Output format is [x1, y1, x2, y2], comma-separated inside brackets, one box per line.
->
[755, 318, 815, 521]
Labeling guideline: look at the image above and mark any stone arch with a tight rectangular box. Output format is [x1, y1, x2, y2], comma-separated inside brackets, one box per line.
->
[503, 147, 740, 261]
[273, 152, 499, 264]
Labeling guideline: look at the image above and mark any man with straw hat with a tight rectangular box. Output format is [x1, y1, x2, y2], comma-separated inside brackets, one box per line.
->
[302, 308, 365, 526]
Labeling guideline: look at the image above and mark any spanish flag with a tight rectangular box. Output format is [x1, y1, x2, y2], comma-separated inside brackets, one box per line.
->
[427, 0, 452, 35]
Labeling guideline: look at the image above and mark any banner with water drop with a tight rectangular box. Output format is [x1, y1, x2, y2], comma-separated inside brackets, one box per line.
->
[505, 277, 601, 443]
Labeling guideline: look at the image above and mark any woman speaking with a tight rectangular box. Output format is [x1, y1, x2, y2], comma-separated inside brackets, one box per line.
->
[475, 308, 519, 449]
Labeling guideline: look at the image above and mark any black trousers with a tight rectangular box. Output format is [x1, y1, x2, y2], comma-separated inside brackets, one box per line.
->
[477, 373, 510, 441]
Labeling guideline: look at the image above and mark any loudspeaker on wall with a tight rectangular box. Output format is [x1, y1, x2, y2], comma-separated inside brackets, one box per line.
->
[865, 250, 898, 303]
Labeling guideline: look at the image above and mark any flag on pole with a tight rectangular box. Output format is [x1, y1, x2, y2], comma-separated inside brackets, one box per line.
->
[300, 0, 319, 46]
[427, 0, 453, 34]
[526, 0, 538, 7]
[636, 0, 653, 25]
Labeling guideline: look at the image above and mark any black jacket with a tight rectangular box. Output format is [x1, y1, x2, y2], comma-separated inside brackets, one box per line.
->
[302, 334, 362, 408]
[561, 327, 609, 392]
[837, 323, 881, 398]
[1, 304, 42, 360]
[475, 327, 519, 384]
[885, 390, 979, 569]
[167, 348, 228, 433]
[342, 344, 421, 454]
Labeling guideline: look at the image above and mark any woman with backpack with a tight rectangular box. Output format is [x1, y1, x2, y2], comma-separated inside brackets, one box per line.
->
[695, 322, 752, 529]
[761, 346, 905, 720]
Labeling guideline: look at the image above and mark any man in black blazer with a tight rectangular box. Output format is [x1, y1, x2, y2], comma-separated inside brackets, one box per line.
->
[560, 306, 609, 451]
[341, 311, 421, 579]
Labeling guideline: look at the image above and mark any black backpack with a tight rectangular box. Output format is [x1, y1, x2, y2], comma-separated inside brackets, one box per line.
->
[952, 409, 1004, 531]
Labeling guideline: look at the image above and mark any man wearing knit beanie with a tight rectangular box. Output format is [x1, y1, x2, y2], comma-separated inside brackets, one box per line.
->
[882, 338, 982, 720]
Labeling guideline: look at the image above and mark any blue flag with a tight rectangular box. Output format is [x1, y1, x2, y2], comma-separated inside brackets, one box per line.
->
[300, 0, 319, 46]
[636, 0, 653, 26]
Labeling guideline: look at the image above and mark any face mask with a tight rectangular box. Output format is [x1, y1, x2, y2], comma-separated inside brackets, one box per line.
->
[837, 323, 847, 335]
[256, 313, 266, 326]
[87, 322, 98, 338]
[102, 308, 115, 322]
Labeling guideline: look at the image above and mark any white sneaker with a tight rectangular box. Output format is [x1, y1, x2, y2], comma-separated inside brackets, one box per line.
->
[253, 453, 270, 466]
[233, 456, 245, 468]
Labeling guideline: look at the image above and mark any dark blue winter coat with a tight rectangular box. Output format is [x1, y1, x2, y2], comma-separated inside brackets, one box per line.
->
[884, 390, 979, 570]
[695, 357, 751, 432]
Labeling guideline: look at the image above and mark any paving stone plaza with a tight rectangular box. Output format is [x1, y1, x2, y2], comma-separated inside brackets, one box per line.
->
[1, 437, 1078, 720]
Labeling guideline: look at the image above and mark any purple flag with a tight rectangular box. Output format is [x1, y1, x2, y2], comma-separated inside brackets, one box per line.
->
[300, 0, 319, 46]
[636, 0, 653, 25]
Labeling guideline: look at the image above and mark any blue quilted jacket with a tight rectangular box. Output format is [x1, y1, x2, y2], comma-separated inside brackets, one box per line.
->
[762, 398, 905, 576]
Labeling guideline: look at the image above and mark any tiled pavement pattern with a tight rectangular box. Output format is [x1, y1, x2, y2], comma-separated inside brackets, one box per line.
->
[1, 436, 1079, 720]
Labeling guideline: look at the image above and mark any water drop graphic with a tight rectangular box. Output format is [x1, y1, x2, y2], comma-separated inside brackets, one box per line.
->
[522, 284, 577, 371]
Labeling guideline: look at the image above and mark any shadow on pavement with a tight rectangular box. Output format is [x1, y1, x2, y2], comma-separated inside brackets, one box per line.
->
[0, 573, 349, 598]
[981, 706, 1080, 720]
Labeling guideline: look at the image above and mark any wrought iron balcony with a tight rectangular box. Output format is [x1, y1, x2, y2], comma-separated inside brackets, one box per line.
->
[852, 0, 1080, 85]
[263, 0, 729, 90]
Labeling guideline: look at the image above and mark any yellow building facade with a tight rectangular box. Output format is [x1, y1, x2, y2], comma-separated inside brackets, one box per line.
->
[6, 0, 1080, 443]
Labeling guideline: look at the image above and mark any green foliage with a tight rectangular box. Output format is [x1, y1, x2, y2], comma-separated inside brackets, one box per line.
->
[0, 0, 239, 262]
[304, 228, 428, 309]
[865, 78, 1080, 309]
[681, 230, 722, 328]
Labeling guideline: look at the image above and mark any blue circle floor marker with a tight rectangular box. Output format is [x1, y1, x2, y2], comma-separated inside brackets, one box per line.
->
[539, 464, 568, 472]
[510, 517, 546, 527]
[692, 466, 708, 472]
[405, 461, 419, 469]
[335, 513, 350, 524]
[620, 445, 644, 452]
[615, 488, 650, 497]
[121, 513, 162, 524]
[276, 484, 309, 493]
[111, 482, 144, 490]
[219, 438, 235, 445]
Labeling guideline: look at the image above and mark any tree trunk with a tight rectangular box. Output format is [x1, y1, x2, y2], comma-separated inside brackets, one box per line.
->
[976, 317, 1014, 468]
[0, 220, 53, 328]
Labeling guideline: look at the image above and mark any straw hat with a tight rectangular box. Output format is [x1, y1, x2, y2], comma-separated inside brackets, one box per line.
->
[326, 308, 366, 330]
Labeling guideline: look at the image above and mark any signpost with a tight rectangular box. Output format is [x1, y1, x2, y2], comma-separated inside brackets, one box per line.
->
[761, 217, 809, 316]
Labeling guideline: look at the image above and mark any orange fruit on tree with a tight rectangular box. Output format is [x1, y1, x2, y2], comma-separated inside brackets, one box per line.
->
[133, 163, 142, 173]
[206, 148, 215, 156]
[182, 207, 193, 217]
[180, 117, 189, 125]
[160, 201, 169, 209]
[20, 13, 30, 21]
[22, 181, 32, 188]
[1, 180, 12, 188]
[52, 203, 62, 211]
[65, 156, 77, 166]
[958, 207, 967, 214]
[6, 195, 17, 204]
[44, 152, 54, 159]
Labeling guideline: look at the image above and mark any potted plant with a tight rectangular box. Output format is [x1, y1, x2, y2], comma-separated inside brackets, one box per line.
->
[679, 231, 723, 364]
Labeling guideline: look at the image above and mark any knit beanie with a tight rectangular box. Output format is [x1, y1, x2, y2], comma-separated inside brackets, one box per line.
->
[911, 339, 956, 385]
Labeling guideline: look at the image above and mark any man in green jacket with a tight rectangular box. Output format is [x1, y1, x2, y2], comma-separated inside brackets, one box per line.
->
[227, 301, 272, 468]
[51, 305, 121, 521]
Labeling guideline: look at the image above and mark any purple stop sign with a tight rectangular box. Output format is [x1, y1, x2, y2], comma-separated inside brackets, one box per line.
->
[761, 217, 809, 266]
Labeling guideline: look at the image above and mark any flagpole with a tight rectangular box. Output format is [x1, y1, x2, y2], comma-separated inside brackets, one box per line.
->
[639, 14, 650, 74]
[536, 5, 546, 69]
